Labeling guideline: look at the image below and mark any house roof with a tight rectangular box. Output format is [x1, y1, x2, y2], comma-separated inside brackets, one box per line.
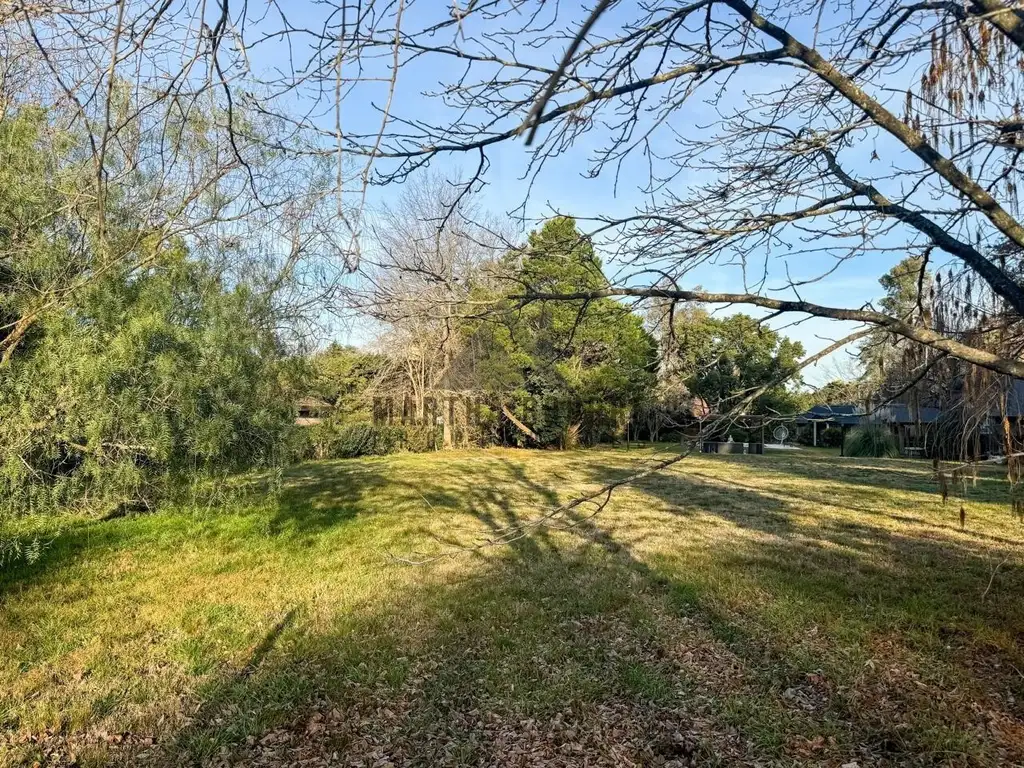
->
[807, 403, 860, 416]
[875, 379, 1024, 423]
[795, 379, 1024, 427]
[1008, 380, 1024, 418]
[297, 396, 333, 410]
[796, 403, 863, 425]
[874, 404, 943, 424]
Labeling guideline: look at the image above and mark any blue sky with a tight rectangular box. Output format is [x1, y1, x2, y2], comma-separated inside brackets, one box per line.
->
[264, 0, 925, 386]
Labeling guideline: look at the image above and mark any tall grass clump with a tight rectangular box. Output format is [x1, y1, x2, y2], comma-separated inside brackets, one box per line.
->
[844, 425, 900, 458]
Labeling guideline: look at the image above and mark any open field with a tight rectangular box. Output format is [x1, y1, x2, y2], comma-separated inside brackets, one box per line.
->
[2, 446, 1024, 767]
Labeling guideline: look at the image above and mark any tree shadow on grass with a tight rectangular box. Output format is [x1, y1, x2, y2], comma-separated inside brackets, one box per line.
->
[580, 457, 1024, 761]
[589, 451, 1024, 554]
[113, 455, 758, 766]
[267, 455, 563, 551]
[125, 452, 1024, 767]
[684, 466, 1024, 550]
[267, 460, 393, 538]
[747, 450, 1013, 506]
[0, 516, 137, 597]
[0, 451, 575, 598]
[138, 540, 738, 766]
[587, 456, 1024, 636]
[14, 449, 1024, 766]
[1, 456, 408, 597]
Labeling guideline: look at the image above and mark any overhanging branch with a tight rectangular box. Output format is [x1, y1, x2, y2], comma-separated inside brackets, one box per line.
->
[515, 287, 1024, 378]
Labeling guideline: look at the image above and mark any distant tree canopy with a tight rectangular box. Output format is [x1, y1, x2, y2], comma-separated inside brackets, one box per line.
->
[307, 344, 384, 420]
[668, 309, 806, 416]
[320, 218, 813, 448]
[815, 380, 866, 406]
[859, 255, 934, 388]
[469, 217, 658, 446]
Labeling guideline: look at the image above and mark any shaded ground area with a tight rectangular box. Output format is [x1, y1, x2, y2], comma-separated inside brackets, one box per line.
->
[2, 447, 1024, 766]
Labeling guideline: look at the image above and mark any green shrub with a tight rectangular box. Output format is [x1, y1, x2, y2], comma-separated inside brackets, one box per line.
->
[794, 424, 814, 446]
[0, 110, 296, 525]
[844, 425, 899, 458]
[820, 426, 844, 448]
[795, 424, 845, 447]
[302, 421, 439, 459]
[0, 260, 295, 519]
[400, 425, 439, 453]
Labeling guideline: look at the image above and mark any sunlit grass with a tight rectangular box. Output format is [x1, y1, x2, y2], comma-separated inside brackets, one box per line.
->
[2, 446, 1023, 766]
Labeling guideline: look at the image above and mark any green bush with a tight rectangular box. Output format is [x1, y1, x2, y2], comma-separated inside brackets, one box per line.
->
[795, 424, 845, 448]
[794, 424, 814, 446]
[0, 260, 295, 519]
[0, 110, 296, 524]
[844, 425, 899, 458]
[820, 426, 845, 448]
[400, 425, 439, 453]
[302, 421, 439, 459]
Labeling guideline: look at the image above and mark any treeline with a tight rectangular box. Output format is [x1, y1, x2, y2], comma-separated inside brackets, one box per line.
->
[300, 217, 809, 458]
[0, 117, 809, 535]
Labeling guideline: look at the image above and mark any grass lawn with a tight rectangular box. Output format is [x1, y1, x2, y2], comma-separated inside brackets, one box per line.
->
[2, 446, 1024, 766]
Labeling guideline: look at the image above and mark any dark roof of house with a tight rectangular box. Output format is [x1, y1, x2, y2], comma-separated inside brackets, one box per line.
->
[796, 379, 1024, 427]
[807, 404, 859, 416]
[874, 404, 943, 424]
[1008, 380, 1024, 418]
[876, 379, 1024, 422]
[796, 403, 863, 425]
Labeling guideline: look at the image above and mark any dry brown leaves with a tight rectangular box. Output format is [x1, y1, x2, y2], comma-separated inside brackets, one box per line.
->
[204, 696, 703, 768]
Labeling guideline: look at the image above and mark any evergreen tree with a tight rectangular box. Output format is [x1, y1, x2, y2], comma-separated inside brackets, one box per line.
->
[859, 256, 933, 385]
[669, 309, 805, 415]
[0, 108, 296, 523]
[471, 217, 657, 446]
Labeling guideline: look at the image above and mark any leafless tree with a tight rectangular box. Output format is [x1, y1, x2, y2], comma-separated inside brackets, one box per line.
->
[354, 172, 514, 444]
[0, 1, 354, 361]
[303, 0, 1024, 380]
[11, 1, 1024, 372]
